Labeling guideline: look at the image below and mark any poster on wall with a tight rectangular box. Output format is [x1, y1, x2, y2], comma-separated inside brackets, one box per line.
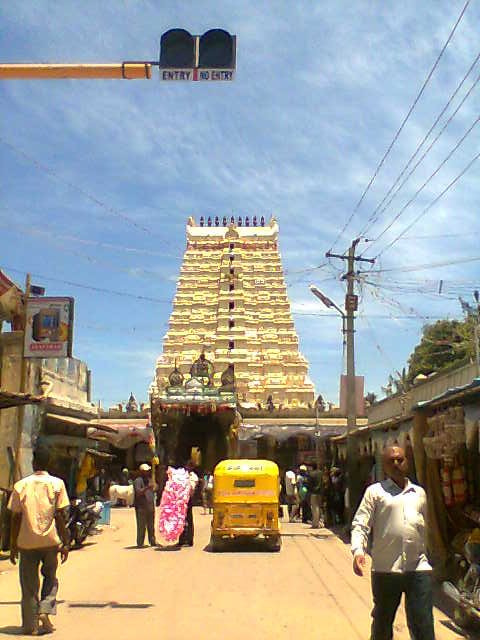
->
[24, 297, 74, 358]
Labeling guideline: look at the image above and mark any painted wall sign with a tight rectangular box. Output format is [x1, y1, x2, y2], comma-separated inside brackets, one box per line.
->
[24, 297, 74, 358]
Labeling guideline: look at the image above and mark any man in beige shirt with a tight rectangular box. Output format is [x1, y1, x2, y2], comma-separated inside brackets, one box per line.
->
[8, 445, 70, 635]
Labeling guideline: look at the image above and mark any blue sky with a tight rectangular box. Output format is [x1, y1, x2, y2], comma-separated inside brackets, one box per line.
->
[1, 1, 479, 408]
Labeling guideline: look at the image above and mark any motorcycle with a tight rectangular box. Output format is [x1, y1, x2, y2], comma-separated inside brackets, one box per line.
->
[443, 528, 480, 629]
[67, 498, 102, 547]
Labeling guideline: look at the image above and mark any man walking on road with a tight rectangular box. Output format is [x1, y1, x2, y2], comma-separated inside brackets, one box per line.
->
[133, 463, 156, 547]
[8, 446, 70, 635]
[307, 463, 324, 528]
[351, 445, 435, 640]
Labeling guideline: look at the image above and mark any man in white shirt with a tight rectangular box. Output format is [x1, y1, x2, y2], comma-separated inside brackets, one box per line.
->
[284, 469, 299, 522]
[8, 446, 70, 635]
[351, 445, 434, 640]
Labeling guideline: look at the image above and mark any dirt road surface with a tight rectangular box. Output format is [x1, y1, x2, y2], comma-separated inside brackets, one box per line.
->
[0, 508, 470, 639]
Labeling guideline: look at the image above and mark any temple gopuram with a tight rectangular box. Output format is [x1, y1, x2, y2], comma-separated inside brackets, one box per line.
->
[150, 215, 320, 469]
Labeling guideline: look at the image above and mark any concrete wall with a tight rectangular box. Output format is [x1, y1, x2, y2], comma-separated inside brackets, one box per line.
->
[0, 331, 96, 487]
[0, 332, 41, 486]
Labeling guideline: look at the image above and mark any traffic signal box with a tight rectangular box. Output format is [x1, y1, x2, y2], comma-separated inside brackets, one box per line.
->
[160, 29, 236, 81]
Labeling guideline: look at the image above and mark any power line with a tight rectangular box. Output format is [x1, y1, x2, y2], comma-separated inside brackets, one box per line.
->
[292, 312, 461, 320]
[366, 254, 480, 273]
[2, 266, 173, 304]
[395, 232, 477, 240]
[284, 262, 328, 276]
[328, 0, 471, 252]
[376, 149, 480, 258]
[0, 136, 180, 252]
[0, 220, 179, 283]
[359, 48, 480, 239]
[0, 216, 182, 259]
[366, 112, 480, 252]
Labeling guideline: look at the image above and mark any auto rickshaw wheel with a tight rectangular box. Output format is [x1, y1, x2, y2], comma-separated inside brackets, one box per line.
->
[210, 535, 226, 552]
[266, 535, 282, 552]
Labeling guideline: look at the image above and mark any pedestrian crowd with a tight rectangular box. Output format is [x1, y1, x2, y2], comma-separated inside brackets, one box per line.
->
[282, 463, 345, 528]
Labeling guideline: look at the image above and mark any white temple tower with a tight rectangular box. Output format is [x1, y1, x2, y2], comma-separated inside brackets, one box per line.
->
[152, 216, 315, 408]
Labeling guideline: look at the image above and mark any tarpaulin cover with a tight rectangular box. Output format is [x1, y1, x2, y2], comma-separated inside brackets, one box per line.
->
[88, 421, 154, 449]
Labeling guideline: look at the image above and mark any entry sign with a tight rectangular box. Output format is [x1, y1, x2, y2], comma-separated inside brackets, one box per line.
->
[160, 68, 234, 81]
[24, 297, 74, 358]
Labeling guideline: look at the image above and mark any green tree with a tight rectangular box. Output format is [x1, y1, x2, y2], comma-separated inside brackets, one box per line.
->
[407, 318, 473, 382]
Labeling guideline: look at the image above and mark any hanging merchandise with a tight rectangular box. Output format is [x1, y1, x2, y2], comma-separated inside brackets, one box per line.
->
[452, 462, 468, 506]
[423, 405, 466, 462]
[440, 463, 454, 507]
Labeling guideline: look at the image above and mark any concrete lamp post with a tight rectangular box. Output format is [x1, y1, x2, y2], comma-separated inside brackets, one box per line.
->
[309, 283, 358, 522]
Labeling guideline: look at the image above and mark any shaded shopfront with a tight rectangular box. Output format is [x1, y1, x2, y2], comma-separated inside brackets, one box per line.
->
[412, 379, 480, 576]
[238, 419, 366, 470]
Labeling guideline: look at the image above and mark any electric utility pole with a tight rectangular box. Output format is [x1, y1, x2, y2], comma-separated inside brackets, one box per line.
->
[326, 239, 374, 519]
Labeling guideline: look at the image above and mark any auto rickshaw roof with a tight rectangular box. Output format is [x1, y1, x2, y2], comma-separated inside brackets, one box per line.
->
[214, 459, 279, 477]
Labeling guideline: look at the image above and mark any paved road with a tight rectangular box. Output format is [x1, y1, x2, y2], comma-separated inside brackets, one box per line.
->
[0, 508, 470, 639]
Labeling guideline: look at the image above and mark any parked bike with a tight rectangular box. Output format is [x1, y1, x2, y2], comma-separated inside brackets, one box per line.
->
[443, 528, 480, 629]
[67, 498, 102, 547]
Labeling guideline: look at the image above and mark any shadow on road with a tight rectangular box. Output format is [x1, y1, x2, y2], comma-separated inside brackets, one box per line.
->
[68, 601, 153, 609]
[203, 542, 280, 554]
[437, 619, 480, 639]
[0, 625, 25, 636]
[431, 584, 480, 639]
[155, 545, 182, 552]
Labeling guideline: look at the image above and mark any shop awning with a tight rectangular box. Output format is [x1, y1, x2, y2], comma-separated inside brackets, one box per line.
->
[239, 423, 348, 442]
[45, 413, 93, 428]
[0, 389, 44, 410]
[37, 434, 112, 456]
[87, 419, 154, 449]
[415, 377, 480, 409]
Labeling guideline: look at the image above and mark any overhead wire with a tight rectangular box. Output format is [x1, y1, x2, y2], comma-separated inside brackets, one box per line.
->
[0, 135, 182, 253]
[364, 112, 480, 254]
[327, 0, 471, 252]
[2, 266, 174, 304]
[366, 254, 480, 273]
[358, 48, 480, 240]
[375, 149, 480, 258]
[0, 223, 180, 284]
[0, 215, 182, 259]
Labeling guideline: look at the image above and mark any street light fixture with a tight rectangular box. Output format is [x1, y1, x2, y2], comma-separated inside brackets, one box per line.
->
[310, 285, 347, 364]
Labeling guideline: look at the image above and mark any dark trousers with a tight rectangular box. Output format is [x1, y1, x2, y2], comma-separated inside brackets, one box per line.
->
[135, 507, 155, 546]
[179, 499, 194, 545]
[19, 548, 59, 631]
[371, 571, 435, 640]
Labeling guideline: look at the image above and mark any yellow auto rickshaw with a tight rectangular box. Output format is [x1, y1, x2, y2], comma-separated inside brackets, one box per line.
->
[210, 459, 281, 552]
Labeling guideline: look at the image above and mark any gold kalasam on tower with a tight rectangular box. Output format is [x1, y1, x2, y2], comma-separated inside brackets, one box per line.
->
[151, 216, 315, 408]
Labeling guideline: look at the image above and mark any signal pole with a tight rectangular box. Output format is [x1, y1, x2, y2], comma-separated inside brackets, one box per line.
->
[326, 239, 375, 520]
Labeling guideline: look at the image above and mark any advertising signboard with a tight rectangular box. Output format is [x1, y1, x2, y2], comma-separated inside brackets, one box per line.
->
[24, 297, 74, 358]
[339, 374, 365, 415]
